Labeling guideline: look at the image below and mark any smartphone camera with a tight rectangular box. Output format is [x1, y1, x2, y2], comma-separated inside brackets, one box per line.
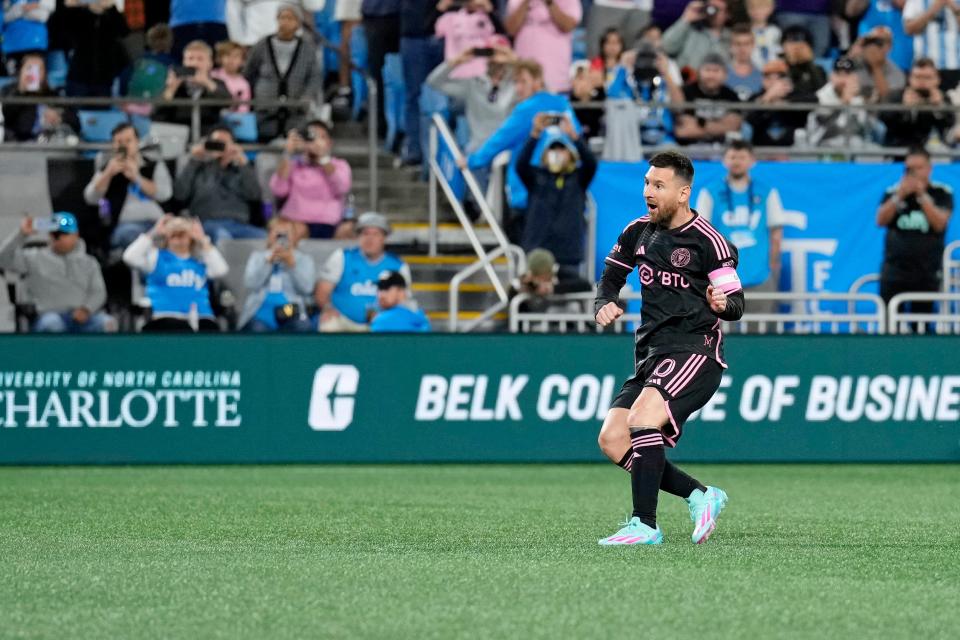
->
[473, 47, 495, 57]
[204, 139, 227, 153]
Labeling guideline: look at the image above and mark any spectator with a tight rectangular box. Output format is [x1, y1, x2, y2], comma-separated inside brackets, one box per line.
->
[695, 140, 784, 313]
[1, 0, 54, 75]
[154, 40, 231, 133]
[727, 23, 764, 100]
[775, 0, 832, 58]
[0, 53, 78, 142]
[369, 270, 431, 333]
[427, 44, 518, 154]
[316, 212, 411, 332]
[61, 0, 129, 98]
[83, 122, 173, 250]
[747, 0, 781, 66]
[875, 145, 952, 322]
[0, 212, 115, 333]
[609, 44, 681, 148]
[515, 114, 597, 274]
[881, 57, 955, 146]
[508, 248, 592, 314]
[332, 0, 363, 111]
[398, 0, 443, 166]
[270, 120, 352, 239]
[123, 215, 229, 333]
[212, 40, 252, 112]
[590, 27, 626, 85]
[846, 0, 912, 72]
[849, 26, 906, 102]
[169, 0, 228, 59]
[903, 0, 960, 72]
[244, 3, 324, 141]
[463, 59, 580, 237]
[173, 125, 265, 242]
[120, 23, 176, 108]
[362, 0, 401, 137]
[748, 58, 814, 146]
[569, 60, 605, 139]
[636, 22, 684, 85]
[661, 0, 731, 70]
[238, 217, 316, 332]
[673, 53, 743, 145]
[585, 1, 651, 59]
[505, 0, 582, 93]
[226, 0, 325, 47]
[781, 24, 827, 94]
[435, 0, 498, 80]
[810, 57, 876, 147]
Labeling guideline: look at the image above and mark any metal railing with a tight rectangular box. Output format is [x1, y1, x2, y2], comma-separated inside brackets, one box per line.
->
[509, 289, 887, 334]
[0, 85, 381, 210]
[888, 292, 960, 334]
[428, 113, 524, 332]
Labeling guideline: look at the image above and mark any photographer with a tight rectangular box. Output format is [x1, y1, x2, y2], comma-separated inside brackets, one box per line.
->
[270, 121, 353, 239]
[881, 58, 955, 147]
[83, 122, 172, 250]
[173, 125, 265, 243]
[122, 215, 228, 333]
[849, 26, 905, 103]
[673, 53, 742, 145]
[238, 218, 316, 333]
[154, 40, 231, 133]
[810, 57, 877, 148]
[508, 248, 591, 314]
[661, 0, 731, 70]
[515, 113, 597, 274]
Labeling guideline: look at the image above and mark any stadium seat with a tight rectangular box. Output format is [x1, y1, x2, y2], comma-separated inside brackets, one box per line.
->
[222, 112, 258, 143]
[77, 110, 131, 143]
[148, 122, 190, 160]
[130, 114, 152, 140]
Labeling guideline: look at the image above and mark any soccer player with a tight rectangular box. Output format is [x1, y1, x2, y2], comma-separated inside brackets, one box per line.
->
[594, 151, 744, 546]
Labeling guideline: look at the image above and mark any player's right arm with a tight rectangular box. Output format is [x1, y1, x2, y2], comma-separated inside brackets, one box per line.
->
[595, 219, 644, 326]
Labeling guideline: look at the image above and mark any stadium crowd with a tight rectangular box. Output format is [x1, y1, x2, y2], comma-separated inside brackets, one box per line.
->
[0, 0, 955, 332]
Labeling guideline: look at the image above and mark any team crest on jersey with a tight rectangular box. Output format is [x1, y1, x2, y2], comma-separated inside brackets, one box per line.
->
[670, 248, 691, 268]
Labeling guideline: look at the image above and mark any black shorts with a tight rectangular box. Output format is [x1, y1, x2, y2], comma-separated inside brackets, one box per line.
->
[611, 352, 723, 447]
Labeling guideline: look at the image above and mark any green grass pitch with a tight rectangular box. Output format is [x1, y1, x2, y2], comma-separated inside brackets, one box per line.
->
[1, 464, 958, 639]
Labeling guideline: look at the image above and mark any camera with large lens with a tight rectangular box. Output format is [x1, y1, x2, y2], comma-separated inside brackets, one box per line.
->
[694, 3, 718, 29]
[633, 42, 659, 85]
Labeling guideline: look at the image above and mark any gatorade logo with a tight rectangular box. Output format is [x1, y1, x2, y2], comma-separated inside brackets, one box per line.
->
[308, 365, 359, 431]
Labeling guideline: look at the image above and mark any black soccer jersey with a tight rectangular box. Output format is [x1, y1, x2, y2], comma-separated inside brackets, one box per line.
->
[879, 181, 953, 285]
[595, 211, 745, 366]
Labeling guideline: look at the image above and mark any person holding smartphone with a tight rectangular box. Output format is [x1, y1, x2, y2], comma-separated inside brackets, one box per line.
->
[154, 39, 231, 134]
[238, 217, 316, 332]
[0, 53, 78, 142]
[173, 125, 265, 243]
[269, 120, 353, 239]
[435, 0, 498, 80]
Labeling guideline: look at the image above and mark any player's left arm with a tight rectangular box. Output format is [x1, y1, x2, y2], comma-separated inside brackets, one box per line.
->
[705, 245, 745, 322]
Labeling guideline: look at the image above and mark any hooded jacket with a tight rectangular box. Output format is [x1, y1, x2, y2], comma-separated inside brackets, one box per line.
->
[467, 90, 580, 210]
[515, 127, 597, 266]
[0, 232, 106, 314]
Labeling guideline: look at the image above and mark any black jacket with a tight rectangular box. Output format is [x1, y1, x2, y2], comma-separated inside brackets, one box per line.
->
[516, 134, 598, 266]
[881, 91, 956, 147]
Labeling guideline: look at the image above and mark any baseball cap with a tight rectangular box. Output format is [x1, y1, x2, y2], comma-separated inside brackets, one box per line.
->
[834, 56, 858, 73]
[51, 212, 78, 234]
[526, 248, 556, 278]
[782, 25, 814, 47]
[377, 270, 407, 290]
[356, 212, 391, 235]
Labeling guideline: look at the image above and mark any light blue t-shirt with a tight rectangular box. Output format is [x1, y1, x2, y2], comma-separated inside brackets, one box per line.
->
[329, 247, 406, 324]
[859, 0, 914, 71]
[695, 179, 786, 288]
[370, 305, 431, 333]
[147, 250, 214, 317]
[727, 66, 763, 102]
[2, 0, 49, 55]
[169, 0, 226, 28]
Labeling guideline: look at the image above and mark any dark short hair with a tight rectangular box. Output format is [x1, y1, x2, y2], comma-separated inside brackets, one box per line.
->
[731, 23, 753, 37]
[726, 139, 753, 154]
[905, 145, 931, 161]
[913, 57, 938, 71]
[649, 151, 694, 185]
[208, 124, 235, 141]
[305, 119, 332, 136]
[111, 122, 137, 139]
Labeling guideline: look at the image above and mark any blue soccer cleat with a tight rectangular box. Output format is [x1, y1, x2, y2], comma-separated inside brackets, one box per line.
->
[687, 486, 728, 544]
[598, 516, 663, 546]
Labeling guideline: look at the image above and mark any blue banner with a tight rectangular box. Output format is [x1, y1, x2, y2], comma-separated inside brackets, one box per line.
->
[590, 161, 960, 306]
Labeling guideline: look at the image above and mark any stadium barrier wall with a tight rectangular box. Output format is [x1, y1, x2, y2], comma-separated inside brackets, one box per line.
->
[0, 335, 958, 464]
